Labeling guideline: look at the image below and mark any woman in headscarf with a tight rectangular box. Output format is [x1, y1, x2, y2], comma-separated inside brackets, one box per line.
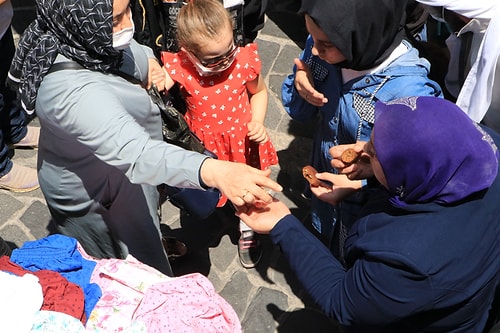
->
[280, 0, 442, 247]
[238, 96, 500, 332]
[7, 0, 281, 276]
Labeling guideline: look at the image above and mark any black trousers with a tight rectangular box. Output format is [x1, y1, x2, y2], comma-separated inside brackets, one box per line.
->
[0, 27, 28, 177]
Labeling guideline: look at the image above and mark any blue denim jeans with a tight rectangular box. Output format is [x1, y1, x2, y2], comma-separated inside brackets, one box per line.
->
[0, 27, 28, 177]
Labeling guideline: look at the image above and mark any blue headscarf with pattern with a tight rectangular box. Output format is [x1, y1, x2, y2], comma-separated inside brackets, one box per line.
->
[373, 96, 499, 206]
[8, 0, 123, 113]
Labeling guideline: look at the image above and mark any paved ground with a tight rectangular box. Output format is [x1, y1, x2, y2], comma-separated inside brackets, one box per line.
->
[3, 1, 342, 332]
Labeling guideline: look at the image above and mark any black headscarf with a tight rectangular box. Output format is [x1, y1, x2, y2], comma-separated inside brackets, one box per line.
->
[299, 0, 408, 70]
[8, 0, 123, 113]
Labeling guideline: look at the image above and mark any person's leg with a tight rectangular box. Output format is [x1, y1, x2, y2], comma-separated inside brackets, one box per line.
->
[44, 174, 173, 276]
[242, 0, 268, 44]
[0, 94, 13, 178]
[0, 90, 38, 192]
[0, 26, 38, 191]
[0, 27, 15, 177]
[106, 183, 173, 276]
[0, 26, 28, 144]
[238, 219, 263, 268]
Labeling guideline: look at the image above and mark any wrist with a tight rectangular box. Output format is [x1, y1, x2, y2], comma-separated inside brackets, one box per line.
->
[362, 177, 379, 188]
[199, 158, 217, 188]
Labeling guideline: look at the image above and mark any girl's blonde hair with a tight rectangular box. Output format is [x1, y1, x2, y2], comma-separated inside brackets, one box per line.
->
[177, 0, 233, 54]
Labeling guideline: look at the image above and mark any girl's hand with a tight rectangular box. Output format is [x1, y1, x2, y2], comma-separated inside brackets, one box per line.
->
[148, 58, 166, 91]
[294, 58, 328, 107]
[309, 172, 363, 205]
[247, 121, 269, 143]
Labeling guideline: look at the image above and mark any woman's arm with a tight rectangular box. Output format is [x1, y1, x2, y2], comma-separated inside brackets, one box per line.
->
[237, 200, 433, 326]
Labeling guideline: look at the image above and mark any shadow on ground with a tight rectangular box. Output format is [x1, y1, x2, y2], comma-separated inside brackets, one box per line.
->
[266, 0, 308, 49]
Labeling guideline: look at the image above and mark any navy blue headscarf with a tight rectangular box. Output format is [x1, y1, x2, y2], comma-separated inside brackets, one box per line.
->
[8, 0, 123, 113]
[374, 96, 499, 206]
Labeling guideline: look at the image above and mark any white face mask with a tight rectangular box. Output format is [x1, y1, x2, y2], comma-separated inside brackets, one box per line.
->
[191, 60, 225, 77]
[185, 48, 238, 77]
[112, 20, 135, 50]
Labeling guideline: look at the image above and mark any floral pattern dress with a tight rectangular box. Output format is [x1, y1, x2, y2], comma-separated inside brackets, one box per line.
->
[161, 43, 278, 170]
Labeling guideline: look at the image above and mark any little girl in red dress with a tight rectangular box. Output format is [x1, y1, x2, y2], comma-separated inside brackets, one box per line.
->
[160, 0, 278, 268]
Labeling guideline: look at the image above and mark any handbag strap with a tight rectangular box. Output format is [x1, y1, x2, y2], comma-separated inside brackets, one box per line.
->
[47, 61, 144, 86]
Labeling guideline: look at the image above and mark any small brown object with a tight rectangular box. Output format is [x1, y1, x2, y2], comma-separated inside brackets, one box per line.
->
[302, 165, 320, 186]
[341, 148, 360, 164]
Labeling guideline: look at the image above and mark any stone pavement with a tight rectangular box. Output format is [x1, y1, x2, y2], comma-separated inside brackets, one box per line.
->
[2, 2, 342, 332]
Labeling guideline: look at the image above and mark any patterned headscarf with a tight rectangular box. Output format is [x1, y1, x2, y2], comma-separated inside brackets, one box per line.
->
[299, 0, 408, 70]
[373, 96, 498, 206]
[8, 0, 123, 114]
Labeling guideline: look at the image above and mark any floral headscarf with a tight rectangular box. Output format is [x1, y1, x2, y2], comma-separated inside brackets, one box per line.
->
[373, 96, 498, 206]
[8, 0, 123, 113]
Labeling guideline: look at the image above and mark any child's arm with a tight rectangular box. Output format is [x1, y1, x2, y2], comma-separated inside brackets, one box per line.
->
[148, 59, 176, 92]
[247, 74, 269, 143]
[162, 67, 176, 91]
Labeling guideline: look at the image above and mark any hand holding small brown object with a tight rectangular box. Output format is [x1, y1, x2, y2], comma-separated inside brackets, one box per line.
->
[341, 148, 360, 165]
[302, 165, 320, 186]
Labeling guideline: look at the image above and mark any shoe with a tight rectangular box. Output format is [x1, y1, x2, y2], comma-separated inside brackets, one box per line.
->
[10, 126, 40, 149]
[0, 237, 12, 257]
[238, 230, 262, 269]
[0, 163, 39, 193]
[162, 236, 188, 261]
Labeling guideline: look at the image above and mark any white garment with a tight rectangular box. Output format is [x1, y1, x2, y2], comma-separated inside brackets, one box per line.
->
[417, 0, 497, 19]
[444, 18, 489, 99]
[223, 0, 243, 7]
[0, 0, 14, 39]
[418, 0, 500, 124]
[342, 41, 409, 84]
[0, 271, 43, 333]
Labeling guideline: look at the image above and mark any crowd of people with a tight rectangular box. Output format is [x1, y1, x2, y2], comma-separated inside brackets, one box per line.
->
[1, 0, 498, 332]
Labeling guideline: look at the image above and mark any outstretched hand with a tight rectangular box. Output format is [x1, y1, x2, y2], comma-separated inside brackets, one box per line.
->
[294, 58, 328, 107]
[309, 173, 363, 205]
[236, 198, 291, 234]
[329, 142, 373, 180]
[200, 159, 282, 207]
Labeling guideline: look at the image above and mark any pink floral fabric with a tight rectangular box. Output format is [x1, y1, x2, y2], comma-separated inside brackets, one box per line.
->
[85, 256, 240, 332]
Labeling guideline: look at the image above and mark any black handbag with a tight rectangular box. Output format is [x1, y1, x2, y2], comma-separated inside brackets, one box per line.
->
[147, 84, 216, 158]
[147, 85, 220, 219]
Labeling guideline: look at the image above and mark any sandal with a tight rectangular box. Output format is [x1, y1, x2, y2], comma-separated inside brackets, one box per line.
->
[9, 126, 40, 150]
[0, 163, 39, 193]
[162, 237, 188, 261]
